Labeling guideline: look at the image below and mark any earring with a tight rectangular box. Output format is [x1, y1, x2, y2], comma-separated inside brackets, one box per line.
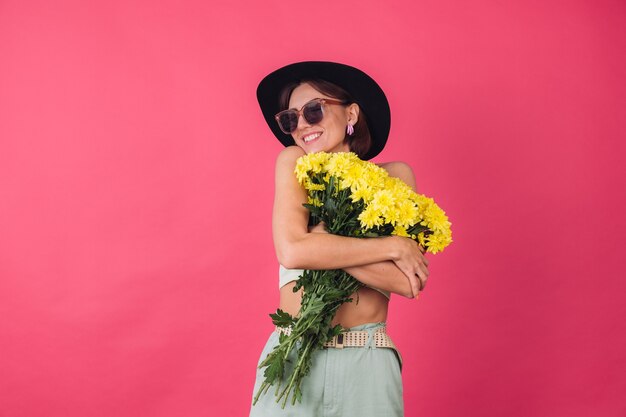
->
[346, 123, 354, 136]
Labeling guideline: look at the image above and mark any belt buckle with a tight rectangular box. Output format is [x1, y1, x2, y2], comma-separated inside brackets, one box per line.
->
[335, 333, 344, 349]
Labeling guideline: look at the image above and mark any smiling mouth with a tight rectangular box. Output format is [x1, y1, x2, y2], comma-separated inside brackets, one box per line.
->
[303, 132, 322, 143]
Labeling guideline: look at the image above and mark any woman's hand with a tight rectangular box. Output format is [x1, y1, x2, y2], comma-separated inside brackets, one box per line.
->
[387, 236, 430, 297]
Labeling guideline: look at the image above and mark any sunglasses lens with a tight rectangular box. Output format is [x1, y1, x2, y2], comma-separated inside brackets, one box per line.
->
[277, 111, 298, 134]
[303, 101, 324, 124]
[276, 100, 326, 134]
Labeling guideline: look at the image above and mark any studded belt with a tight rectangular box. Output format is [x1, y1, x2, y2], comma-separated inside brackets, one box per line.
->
[275, 325, 398, 350]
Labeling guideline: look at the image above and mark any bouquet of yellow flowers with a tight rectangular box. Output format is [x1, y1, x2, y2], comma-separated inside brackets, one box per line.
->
[253, 151, 452, 408]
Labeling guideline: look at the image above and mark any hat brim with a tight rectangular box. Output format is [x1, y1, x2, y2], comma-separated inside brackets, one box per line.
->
[256, 61, 390, 160]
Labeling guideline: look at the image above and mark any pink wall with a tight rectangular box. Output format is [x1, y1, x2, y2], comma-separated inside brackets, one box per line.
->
[0, 1, 624, 416]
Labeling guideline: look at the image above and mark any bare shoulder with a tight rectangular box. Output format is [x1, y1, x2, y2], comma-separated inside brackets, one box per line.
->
[274, 146, 306, 180]
[377, 161, 417, 191]
[276, 145, 306, 165]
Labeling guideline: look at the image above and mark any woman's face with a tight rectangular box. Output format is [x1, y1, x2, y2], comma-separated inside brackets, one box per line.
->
[287, 82, 355, 154]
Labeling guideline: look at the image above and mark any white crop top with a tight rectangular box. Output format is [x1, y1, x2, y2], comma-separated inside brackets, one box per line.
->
[279, 264, 391, 300]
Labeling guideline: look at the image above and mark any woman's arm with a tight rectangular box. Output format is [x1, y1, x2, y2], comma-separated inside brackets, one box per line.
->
[273, 146, 428, 287]
[346, 262, 416, 298]
[307, 222, 419, 298]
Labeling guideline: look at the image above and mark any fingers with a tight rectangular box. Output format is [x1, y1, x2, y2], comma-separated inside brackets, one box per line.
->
[392, 236, 431, 298]
[412, 241, 429, 280]
[415, 274, 424, 293]
[407, 273, 420, 298]
[420, 252, 429, 267]
[418, 245, 429, 266]
[410, 258, 429, 296]
[415, 263, 429, 288]
[403, 263, 428, 299]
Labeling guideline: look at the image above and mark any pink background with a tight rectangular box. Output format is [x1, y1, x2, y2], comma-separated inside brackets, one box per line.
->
[0, 0, 624, 416]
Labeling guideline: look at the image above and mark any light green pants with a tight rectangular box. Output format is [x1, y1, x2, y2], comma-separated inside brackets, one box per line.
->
[249, 322, 404, 416]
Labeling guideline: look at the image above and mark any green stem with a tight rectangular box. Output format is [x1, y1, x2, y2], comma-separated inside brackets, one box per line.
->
[277, 339, 313, 408]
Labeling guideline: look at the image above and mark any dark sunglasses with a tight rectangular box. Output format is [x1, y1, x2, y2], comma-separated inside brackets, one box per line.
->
[274, 98, 347, 134]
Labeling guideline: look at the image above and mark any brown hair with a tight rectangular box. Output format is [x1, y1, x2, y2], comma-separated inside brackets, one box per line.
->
[278, 79, 372, 159]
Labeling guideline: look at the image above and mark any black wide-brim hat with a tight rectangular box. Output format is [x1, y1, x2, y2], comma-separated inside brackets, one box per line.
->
[256, 61, 391, 160]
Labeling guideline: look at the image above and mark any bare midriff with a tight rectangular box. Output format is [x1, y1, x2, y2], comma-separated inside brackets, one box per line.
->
[279, 281, 389, 329]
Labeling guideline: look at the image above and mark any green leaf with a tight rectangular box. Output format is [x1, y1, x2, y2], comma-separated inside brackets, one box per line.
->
[263, 355, 285, 381]
[302, 203, 322, 216]
[269, 309, 296, 327]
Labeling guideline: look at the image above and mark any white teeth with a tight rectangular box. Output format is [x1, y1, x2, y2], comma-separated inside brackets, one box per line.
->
[303, 133, 321, 142]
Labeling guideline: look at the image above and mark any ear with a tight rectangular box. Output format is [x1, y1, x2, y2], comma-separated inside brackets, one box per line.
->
[345, 103, 360, 125]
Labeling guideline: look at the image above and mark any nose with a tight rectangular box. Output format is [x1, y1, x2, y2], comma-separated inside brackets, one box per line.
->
[295, 111, 312, 131]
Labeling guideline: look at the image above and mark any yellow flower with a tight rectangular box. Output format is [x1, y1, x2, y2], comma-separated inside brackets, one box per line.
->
[294, 152, 331, 184]
[306, 152, 331, 172]
[425, 231, 453, 254]
[302, 178, 325, 191]
[422, 205, 451, 232]
[294, 163, 309, 184]
[324, 152, 353, 178]
[350, 184, 373, 203]
[341, 163, 365, 190]
[370, 190, 395, 217]
[416, 230, 453, 254]
[358, 205, 383, 229]
[397, 200, 419, 228]
[392, 225, 410, 237]
[295, 150, 452, 254]
[417, 232, 427, 247]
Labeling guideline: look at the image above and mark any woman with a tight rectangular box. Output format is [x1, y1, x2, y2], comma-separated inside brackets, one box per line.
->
[250, 61, 430, 416]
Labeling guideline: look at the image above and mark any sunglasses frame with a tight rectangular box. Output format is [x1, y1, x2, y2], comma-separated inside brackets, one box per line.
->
[274, 98, 347, 134]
